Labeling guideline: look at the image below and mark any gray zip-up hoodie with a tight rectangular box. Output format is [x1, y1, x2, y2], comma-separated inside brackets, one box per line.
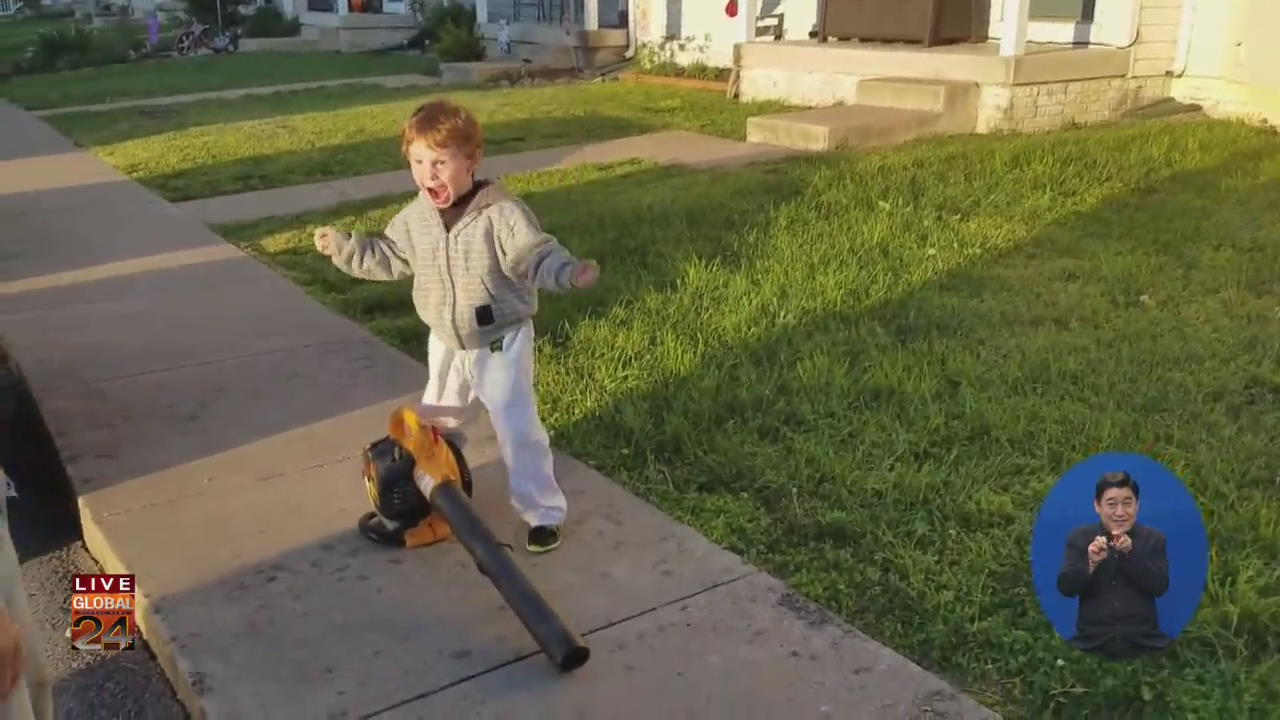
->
[325, 181, 580, 351]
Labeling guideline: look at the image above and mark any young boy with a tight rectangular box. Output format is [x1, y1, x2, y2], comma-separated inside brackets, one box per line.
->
[313, 100, 599, 554]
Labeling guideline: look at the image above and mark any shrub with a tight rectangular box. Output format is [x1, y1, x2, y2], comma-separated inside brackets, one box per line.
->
[20, 23, 93, 71]
[88, 18, 147, 62]
[423, 3, 482, 62]
[423, 2, 473, 43]
[17, 20, 146, 73]
[435, 22, 483, 62]
[633, 36, 728, 82]
[242, 5, 300, 38]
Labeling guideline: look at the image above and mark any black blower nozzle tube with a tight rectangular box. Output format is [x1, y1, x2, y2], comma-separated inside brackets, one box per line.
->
[429, 481, 590, 671]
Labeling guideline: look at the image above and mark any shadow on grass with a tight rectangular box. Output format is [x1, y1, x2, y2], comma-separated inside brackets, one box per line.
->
[45, 80, 745, 151]
[45, 83, 435, 146]
[3, 51, 438, 111]
[533, 129, 1280, 716]
[141, 113, 669, 202]
[222, 154, 816, 363]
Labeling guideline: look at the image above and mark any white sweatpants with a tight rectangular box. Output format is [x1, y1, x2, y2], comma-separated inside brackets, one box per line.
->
[420, 321, 567, 528]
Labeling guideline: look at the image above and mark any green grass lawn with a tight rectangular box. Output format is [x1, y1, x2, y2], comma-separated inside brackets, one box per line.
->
[45, 82, 790, 202]
[218, 117, 1280, 717]
[0, 51, 437, 110]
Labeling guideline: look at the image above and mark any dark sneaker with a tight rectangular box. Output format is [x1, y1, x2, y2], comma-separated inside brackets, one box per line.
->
[526, 525, 562, 554]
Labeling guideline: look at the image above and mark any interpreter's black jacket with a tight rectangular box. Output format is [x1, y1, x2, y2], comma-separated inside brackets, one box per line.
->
[1057, 522, 1171, 655]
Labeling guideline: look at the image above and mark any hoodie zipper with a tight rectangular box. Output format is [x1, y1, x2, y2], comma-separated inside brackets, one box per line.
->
[427, 195, 488, 349]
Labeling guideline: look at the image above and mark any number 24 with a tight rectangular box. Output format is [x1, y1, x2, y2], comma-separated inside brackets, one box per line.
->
[72, 616, 133, 650]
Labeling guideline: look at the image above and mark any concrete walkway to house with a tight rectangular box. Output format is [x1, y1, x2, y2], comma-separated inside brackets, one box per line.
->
[0, 100, 996, 720]
[179, 131, 800, 226]
[31, 74, 439, 117]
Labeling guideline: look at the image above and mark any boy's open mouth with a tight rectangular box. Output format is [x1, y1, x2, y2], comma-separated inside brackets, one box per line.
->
[425, 184, 450, 205]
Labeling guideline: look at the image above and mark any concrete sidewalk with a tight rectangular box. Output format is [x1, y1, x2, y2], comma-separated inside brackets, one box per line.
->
[178, 131, 800, 226]
[0, 100, 997, 720]
[31, 74, 438, 117]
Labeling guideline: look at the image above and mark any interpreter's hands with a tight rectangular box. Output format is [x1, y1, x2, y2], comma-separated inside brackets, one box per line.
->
[313, 226, 342, 256]
[0, 611, 25, 702]
[1112, 532, 1132, 556]
[1087, 535, 1109, 570]
[571, 259, 599, 289]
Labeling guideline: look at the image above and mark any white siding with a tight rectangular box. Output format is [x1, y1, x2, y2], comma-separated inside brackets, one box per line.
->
[1131, 0, 1183, 77]
[635, 0, 820, 68]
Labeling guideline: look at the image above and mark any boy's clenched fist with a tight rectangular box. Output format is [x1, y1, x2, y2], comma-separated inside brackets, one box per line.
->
[313, 226, 344, 256]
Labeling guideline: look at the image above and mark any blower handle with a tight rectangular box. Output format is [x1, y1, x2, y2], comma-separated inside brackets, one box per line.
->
[389, 405, 589, 671]
[429, 482, 590, 671]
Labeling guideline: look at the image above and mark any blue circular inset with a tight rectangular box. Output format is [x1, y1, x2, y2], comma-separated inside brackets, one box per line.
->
[1030, 452, 1209, 642]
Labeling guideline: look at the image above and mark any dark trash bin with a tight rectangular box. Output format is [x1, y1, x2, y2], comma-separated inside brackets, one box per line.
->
[816, 0, 989, 47]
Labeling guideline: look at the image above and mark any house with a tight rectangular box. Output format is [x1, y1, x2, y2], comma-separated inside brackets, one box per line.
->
[284, 0, 631, 65]
[283, 0, 423, 53]
[625, 0, 1278, 142]
[265, 0, 1277, 134]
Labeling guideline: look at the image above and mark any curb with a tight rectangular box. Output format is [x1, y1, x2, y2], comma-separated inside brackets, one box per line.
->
[78, 502, 206, 719]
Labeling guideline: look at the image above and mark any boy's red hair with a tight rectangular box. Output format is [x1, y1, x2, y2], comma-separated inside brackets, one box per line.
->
[401, 100, 484, 160]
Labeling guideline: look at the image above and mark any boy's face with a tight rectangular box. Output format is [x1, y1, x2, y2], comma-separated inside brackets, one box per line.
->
[408, 139, 480, 208]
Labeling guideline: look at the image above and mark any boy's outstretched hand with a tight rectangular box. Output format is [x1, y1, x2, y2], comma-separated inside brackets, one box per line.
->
[313, 226, 342, 256]
[571, 260, 599, 289]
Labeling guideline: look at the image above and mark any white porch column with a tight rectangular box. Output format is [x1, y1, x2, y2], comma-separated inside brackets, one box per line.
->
[475, 0, 487, 24]
[738, 0, 757, 43]
[337, 0, 348, 16]
[584, 0, 598, 30]
[999, 0, 1029, 57]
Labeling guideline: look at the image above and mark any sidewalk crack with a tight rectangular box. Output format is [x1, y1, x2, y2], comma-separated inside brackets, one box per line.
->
[361, 570, 758, 718]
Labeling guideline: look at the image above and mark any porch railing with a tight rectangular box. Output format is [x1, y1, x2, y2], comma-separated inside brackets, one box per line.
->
[481, 0, 623, 30]
[0, 0, 24, 16]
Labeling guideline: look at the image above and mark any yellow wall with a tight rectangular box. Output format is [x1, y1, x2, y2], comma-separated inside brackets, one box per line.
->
[1131, 0, 1183, 77]
[1173, 0, 1280, 126]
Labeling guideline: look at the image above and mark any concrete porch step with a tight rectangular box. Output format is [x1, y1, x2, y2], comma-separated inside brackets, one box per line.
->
[857, 77, 978, 118]
[746, 105, 947, 152]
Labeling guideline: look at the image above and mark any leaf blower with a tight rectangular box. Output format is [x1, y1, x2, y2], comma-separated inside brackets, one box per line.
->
[357, 406, 590, 672]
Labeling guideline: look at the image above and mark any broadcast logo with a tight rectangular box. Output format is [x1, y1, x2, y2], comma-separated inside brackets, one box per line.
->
[71, 574, 137, 651]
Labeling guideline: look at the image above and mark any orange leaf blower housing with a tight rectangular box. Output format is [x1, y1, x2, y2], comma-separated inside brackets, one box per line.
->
[358, 408, 474, 548]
